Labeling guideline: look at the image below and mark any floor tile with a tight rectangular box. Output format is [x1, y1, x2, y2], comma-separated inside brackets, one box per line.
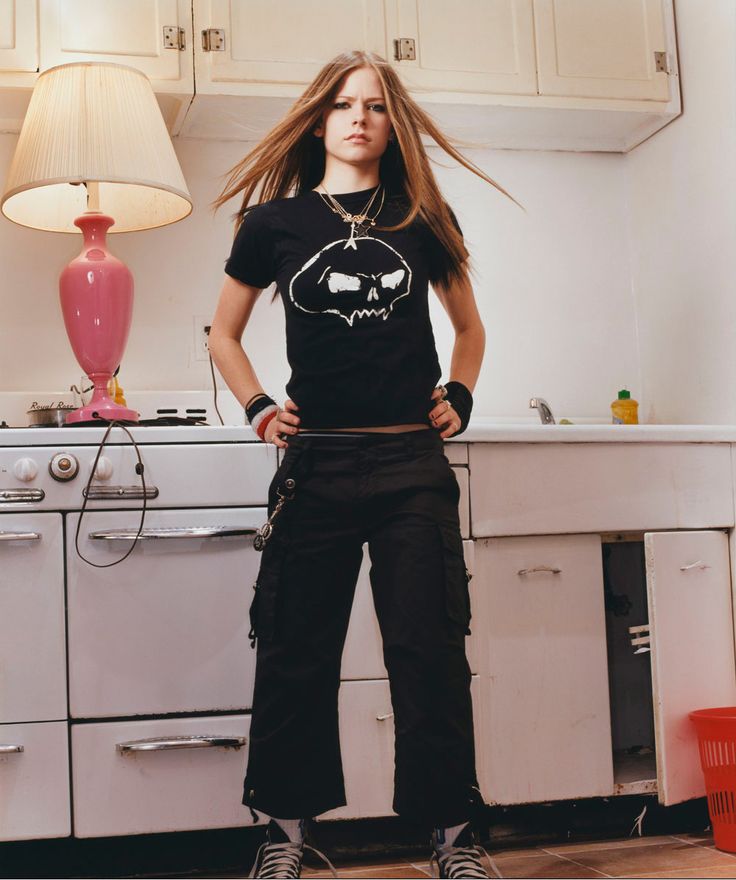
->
[339, 866, 430, 878]
[619, 868, 736, 878]
[553, 839, 736, 877]
[544, 835, 681, 854]
[475, 853, 610, 878]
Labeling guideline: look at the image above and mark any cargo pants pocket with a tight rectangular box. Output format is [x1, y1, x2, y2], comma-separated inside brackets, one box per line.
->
[248, 538, 289, 648]
[437, 523, 472, 636]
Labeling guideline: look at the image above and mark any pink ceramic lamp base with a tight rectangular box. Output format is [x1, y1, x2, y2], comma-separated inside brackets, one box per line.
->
[60, 212, 140, 425]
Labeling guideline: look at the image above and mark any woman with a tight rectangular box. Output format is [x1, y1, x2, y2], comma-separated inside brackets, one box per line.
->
[209, 49, 520, 880]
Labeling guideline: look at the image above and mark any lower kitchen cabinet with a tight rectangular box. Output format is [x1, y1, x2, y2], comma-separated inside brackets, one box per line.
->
[474, 529, 736, 807]
[475, 534, 614, 805]
[0, 721, 70, 841]
[71, 715, 254, 838]
[322, 676, 483, 820]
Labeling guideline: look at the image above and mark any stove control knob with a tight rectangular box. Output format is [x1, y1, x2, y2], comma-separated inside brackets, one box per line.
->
[91, 456, 113, 481]
[49, 452, 79, 482]
[14, 457, 38, 482]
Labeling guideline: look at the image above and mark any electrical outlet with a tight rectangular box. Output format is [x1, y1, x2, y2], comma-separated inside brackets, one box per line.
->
[193, 316, 212, 362]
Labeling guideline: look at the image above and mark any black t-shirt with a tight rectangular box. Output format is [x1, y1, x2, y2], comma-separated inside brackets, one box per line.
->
[224, 187, 461, 429]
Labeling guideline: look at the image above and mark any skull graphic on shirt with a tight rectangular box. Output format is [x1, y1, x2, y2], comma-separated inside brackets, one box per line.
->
[288, 235, 412, 327]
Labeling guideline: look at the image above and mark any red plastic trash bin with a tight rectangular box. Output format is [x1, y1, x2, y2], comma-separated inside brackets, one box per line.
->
[689, 707, 736, 852]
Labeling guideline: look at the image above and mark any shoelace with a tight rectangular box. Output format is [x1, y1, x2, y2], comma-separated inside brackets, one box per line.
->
[248, 838, 340, 879]
[429, 842, 504, 879]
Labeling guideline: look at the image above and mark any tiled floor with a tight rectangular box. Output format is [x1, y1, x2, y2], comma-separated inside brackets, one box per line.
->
[184, 831, 736, 879]
[292, 831, 736, 879]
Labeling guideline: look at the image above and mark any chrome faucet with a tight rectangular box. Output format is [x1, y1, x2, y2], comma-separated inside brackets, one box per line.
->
[529, 397, 556, 424]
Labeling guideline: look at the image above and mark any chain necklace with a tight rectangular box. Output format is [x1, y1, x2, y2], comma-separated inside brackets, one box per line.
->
[316, 183, 385, 250]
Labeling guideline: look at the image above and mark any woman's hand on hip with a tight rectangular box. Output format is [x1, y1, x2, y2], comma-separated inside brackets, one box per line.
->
[429, 386, 460, 439]
[264, 399, 300, 447]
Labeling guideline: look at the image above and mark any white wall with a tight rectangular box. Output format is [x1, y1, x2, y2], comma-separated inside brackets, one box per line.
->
[626, 0, 736, 424]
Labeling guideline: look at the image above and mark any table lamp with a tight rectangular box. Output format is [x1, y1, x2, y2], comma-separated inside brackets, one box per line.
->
[0, 62, 192, 424]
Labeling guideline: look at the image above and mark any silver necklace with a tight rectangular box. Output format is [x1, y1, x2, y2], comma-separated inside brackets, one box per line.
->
[316, 183, 385, 250]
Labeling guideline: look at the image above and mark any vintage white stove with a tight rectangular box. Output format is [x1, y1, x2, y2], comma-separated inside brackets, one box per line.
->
[0, 390, 280, 840]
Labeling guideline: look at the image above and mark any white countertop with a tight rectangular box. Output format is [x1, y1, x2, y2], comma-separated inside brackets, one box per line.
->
[458, 419, 736, 443]
[2, 419, 736, 446]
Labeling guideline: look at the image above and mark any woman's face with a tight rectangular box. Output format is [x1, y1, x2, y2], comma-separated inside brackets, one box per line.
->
[314, 66, 393, 174]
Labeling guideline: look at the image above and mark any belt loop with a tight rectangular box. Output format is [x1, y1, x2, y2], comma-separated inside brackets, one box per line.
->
[403, 431, 416, 459]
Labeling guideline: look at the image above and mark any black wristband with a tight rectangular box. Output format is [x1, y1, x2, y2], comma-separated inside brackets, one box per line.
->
[444, 381, 473, 436]
[245, 393, 277, 424]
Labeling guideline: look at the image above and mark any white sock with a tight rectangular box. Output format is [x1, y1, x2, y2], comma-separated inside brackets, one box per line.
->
[272, 816, 305, 843]
[435, 820, 469, 848]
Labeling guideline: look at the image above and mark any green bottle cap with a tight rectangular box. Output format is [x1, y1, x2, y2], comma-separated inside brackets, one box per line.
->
[618, 389, 630, 399]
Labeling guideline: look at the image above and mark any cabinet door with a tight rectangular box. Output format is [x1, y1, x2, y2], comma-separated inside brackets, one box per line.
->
[645, 530, 736, 806]
[0, 513, 66, 724]
[0, 0, 38, 72]
[39, 0, 193, 90]
[195, 0, 387, 93]
[389, 0, 537, 96]
[534, 0, 670, 101]
[0, 721, 70, 841]
[476, 534, 614, 805]
[322, 675, 483, 819]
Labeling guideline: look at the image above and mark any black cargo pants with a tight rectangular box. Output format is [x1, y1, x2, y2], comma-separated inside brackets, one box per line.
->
[243, 427, 487, 829]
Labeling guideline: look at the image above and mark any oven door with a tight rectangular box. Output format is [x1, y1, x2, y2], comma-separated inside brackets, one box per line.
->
[66, 507, 264, 718]
[0, 512, 66, 723]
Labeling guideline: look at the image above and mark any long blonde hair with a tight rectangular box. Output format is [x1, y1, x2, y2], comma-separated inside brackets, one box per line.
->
[212, 49, 523, 292]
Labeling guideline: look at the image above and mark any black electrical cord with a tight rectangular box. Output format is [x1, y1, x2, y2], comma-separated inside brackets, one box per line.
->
[209, 349, 225, 426]
[74, 417, 148, 568]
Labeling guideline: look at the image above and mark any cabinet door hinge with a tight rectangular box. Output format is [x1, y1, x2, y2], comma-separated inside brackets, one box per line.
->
[202, 28, 226, 52]
[654, 51, 669, 73]
[393, 38, 416, 62]
[163, 26, 185, 51]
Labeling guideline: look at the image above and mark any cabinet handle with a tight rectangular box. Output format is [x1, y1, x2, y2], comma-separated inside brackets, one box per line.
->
[517, 565, 561, 576]
[90, 526, 257, 541]
[84, 485, 158, 500]
[680, 559, 711, 571]
[116, 735, 246, 753]
[0, 531, 40, 541]
[0, 489, 44, 503]
[0, 743, 24, 754]
[376, 712, 394, 722]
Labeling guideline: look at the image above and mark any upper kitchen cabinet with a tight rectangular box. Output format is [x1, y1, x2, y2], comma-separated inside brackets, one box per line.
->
[184, 0, 387, 140]
[0, 0, 38, 73]
[384, 0, 538, 96]
[182, 0, 680, 152]
[534, 0, 671, 102]
[195, 0, 385, 88]
[0, 0, 193, 135]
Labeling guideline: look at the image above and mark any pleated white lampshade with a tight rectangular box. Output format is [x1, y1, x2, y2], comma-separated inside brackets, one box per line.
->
[1, 61, 192, 232]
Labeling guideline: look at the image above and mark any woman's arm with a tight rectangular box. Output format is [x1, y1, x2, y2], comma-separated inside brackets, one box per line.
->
[429, 270, 485, 437]
[208, 275, 300, 448]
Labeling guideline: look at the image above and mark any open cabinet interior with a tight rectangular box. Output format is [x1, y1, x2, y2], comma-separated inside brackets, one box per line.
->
[602, 534, 657, 794]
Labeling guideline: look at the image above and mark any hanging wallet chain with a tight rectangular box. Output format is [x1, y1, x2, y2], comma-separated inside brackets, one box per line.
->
[253, 477, 296, 551]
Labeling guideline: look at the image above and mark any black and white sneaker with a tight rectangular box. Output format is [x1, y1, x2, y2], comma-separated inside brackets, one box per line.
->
[248, 818, 339, 879]
[429, 823, 504, 879]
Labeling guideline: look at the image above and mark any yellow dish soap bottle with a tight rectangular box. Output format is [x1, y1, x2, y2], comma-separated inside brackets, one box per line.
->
[611, 389, 638, 424]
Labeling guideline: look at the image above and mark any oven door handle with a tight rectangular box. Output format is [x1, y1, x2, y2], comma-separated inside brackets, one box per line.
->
[116, 735, 246, 753]
[89, 526, 258, 541]
[0, 531, 41, 541]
